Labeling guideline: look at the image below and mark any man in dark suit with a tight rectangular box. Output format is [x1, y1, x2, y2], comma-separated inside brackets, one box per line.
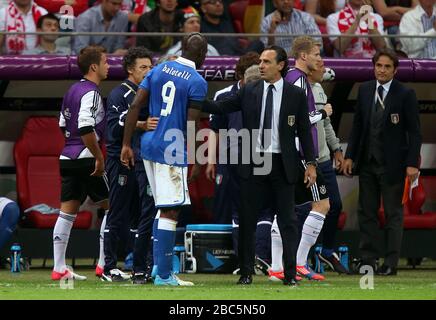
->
[342, 48, 422, 276]
[202, 45, 317, 286]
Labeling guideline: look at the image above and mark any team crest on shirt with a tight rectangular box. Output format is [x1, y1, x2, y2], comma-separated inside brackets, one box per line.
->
[216, 174, 223, 185]
[118, 175, 127, 186]
[288, 115, 295, 127]
[391, 113, 400, 124]
[320, 185, 327, 195]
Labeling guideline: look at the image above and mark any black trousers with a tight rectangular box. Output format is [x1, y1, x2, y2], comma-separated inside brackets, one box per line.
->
[358, 159, 404, 268]
[133, 160, 157, 273]
[104, 156, 140, 272]
[239, 153, 298, 280]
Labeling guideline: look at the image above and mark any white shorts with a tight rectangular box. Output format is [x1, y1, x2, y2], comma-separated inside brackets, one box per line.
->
[143, 160, 191, 208]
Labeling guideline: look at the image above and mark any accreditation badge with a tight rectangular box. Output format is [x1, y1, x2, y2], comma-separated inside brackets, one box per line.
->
[391, 113, 400, 124]
[288, 115, 295, 127]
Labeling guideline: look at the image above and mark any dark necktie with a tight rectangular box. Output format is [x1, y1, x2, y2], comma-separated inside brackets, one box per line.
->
[262, 84, 274, 149]
[376, 85, 384, 111]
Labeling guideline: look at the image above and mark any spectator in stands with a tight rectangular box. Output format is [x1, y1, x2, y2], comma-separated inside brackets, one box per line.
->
[23, 13, 71, 54]
[200, 0, 244, 55]
[167, 6, 219, 56]
[373, 0, 416, 23]
[0, 1, 9, 9]
[373, 0, 417, 50]
[326, 0, 386, 58]
[260, 0, 322, 55]
[136, 0, 183, 54]
[305, 0, 346, 26]
[35, 0, 89, 16]
[0, 0, 48, 54]
[399, 0, 436, 59]
[120, 0, 151, 26]
[342, 48, 422, 276]
[73, 0, 128, 55]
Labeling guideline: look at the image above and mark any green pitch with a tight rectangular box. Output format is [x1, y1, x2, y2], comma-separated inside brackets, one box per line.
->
[1, 268, 436, 300]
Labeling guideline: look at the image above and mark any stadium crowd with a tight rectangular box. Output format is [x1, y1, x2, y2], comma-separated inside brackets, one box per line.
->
[0, 0, 434, 59]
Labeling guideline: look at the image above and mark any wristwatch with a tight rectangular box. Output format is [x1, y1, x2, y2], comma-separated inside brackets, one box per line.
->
[306, 161, 318, 168]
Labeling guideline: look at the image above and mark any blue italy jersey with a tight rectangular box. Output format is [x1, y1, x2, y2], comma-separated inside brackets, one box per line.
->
[139, 57, 207, 166]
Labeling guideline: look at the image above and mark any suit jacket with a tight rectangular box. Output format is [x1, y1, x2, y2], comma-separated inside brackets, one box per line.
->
[345, 79, 422, 183]
[202, 79, 315, 184]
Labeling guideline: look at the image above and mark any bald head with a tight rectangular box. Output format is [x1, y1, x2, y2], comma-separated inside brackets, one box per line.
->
[181, 32, 208, 68]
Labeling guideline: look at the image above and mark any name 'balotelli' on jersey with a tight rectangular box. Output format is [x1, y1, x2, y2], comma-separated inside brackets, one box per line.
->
[139, 57, 207, 167]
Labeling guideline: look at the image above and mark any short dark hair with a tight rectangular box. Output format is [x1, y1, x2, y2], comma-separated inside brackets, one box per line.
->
[235, 51, 260, 80]
[122, 46, 153, 74]
[77, 45, 107, 75]
[264, 45, 289, 78]
[372, 48, 399, 69]
[37, 13, 60, 29]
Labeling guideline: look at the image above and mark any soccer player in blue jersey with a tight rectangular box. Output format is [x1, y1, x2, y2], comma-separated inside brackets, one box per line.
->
[121, 33, 208, 286]
[103, 47, 157, 282]
[52, 45, 110, 281]
[0, 197, 20, 251]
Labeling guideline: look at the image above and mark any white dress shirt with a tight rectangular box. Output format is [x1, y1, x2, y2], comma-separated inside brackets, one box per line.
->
[399, 4, 436, 59]
[375, 79, 393, 105]
[257, 78, 284, 153]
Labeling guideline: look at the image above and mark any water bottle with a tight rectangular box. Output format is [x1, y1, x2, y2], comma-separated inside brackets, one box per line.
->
[338, 245, 349, 272]
[10, 243, 21, 273]
[313, 245, 324, 274]
[172, 245, 185, 274]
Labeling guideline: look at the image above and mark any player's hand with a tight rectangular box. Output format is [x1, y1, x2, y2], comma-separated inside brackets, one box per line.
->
[334, 149, 344, 170]
[341, 159, 354, 177]
[205, 163, 216, 182]
[120, 145, 134, 169]
[188, 164, 201, 184]
[91, 157, 105, 177]
[304, 164, 317, 188]
[323, 103, 333, 117]
[406, 166, 419, 183]
[145, 117, 159, 131]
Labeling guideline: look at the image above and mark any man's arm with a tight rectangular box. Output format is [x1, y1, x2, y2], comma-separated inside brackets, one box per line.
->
[296, 90, 315, 163]
[114, 13, 128, 53]
[121, 88, 149, 168]
[342, 86, 364, 176]
[73, 12, 91, 54]
[81, 131, 105, 176]
[187, 105, 203, 182]
[368, 15, 387, 50]
[296, 91, 317, 187]
[344, 87, 363, 162]
[328, 13, 361, 54]
[399, 13, 436, 58]
[202, 88, 243, 115]
[78, 91, 105, 176]
[404, 88, 422, 169]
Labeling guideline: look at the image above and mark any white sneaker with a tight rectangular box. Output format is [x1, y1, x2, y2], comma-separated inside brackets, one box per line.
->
[101, 269, 131, 282]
